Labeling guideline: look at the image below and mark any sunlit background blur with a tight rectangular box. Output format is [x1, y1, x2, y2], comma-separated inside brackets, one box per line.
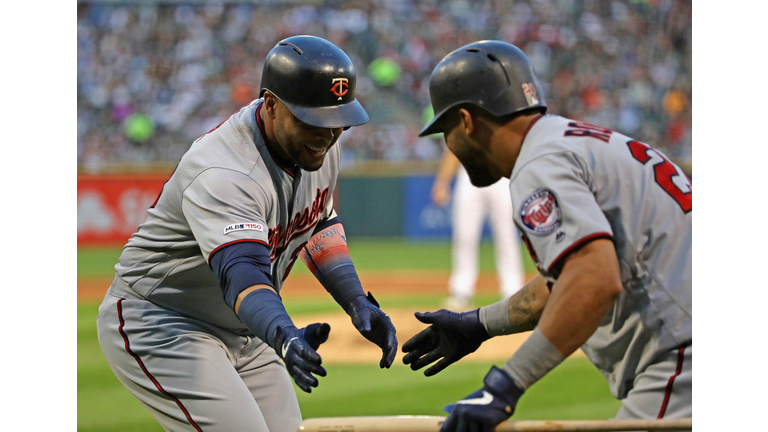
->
[77, 0, 691, 171]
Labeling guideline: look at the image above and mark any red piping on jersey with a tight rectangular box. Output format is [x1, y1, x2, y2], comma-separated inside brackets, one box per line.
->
[149, 166, 177, 209]
[255, 102, 298, 177]
[657, 345, 687, 418]
[209, 238, 270, 263]
[115, 298, 203, 432]
[521, 114, 544, 143]
[546, 232, 613, 274]
[195, 105, 246, 144]
[255, 101, 269, 142]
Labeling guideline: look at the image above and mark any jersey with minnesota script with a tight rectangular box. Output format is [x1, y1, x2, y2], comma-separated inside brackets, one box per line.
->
[112, 99, 338, 334]
[509, 114, 692, 399]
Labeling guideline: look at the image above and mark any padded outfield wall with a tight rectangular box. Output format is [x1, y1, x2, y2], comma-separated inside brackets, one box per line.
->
[76, 164, 497, 246]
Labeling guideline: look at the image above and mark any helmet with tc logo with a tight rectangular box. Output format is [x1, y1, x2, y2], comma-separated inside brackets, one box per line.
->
[260, 35, 369, 129]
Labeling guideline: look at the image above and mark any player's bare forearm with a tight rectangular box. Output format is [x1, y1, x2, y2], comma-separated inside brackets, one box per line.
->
[478, 275, 548, 337]
[436, 151, 461, 182]
[432, 152, 462, 206]
[537, 238, 623, 357]
[506, 274, 549, 333]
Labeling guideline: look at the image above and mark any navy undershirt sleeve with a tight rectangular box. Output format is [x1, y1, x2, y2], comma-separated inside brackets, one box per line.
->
[209, 241, 274, 308]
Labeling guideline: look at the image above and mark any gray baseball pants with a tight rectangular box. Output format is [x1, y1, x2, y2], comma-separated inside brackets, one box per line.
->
[616, 344, 692, 423]
[96, 288, 302, 432]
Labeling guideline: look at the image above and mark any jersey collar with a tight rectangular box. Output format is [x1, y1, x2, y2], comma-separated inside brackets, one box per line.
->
[255, 101, 300, 177]
[522, 113, 544, 143]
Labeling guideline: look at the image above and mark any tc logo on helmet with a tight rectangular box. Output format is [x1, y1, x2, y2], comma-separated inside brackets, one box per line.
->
[520, 188, 562, 235]
[331, 78, 349, 100]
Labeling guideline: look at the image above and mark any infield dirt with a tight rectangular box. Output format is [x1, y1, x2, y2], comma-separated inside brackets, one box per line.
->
[78, 271, 582, 363]
[76, 271, 505, 301]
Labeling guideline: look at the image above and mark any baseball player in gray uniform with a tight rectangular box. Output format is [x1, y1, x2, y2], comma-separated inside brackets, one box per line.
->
[401, 41, 691, 431]
[96, 35, 398, 432]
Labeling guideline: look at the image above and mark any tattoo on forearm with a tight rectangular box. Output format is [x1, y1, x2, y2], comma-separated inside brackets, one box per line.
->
[507, 285, 543, 332]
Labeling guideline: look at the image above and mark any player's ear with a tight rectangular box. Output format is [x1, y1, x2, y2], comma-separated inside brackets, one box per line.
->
[262, 92, 279, 119]
[457, 108, 474, 135]
[463, 107, 498, 143]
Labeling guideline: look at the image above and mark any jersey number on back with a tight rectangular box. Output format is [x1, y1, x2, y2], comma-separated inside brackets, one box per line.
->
[626, 140, 692, 214]
[564, 122, 692, 214]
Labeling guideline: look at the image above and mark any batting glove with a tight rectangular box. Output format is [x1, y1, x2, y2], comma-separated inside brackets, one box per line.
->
[402, 309, 490, 376]
[345, 292, 398, 368]
[441, 366, 524, 432]
[275, 323, 331, 393]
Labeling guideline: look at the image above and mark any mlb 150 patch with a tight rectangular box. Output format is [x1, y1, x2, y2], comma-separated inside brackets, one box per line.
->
[224, 222, 264, 235]
[519, 188, 562, 235]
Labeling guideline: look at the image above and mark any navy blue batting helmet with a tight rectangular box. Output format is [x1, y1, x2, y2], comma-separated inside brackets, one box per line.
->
[260, 35, 369, 129]
[420, 41, 547, 136]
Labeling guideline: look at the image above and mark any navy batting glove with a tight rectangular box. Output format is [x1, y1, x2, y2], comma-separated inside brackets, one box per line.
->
[345, 292, 398, 368]
[275, 323, 331, 393]
[441, 366, 524, 432]
[402, 309, 490, 376]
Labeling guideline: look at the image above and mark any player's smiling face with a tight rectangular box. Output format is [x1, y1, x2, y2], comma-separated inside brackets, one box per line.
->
[268, 97, 343, 172]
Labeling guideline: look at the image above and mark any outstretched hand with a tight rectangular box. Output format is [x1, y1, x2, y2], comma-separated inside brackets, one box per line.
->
[345, 292, 398, 368]
[402, 309, 490, 376]
[276, 323, 331, 393]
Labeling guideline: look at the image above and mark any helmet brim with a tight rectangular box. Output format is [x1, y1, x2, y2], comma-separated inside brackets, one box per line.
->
[418, 114, 445, 137]
[287, 99, 369, 129]
[418, 105, 455, 137]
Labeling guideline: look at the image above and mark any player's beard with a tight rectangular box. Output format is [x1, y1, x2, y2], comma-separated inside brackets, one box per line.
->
[463, 156, 499, 187]
[273, 116, 332, 172]
[451, 138, 499, 187]
[297, 142, 332, 172]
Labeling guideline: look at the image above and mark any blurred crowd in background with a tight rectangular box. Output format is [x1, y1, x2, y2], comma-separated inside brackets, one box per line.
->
[77, 0, 692, 171]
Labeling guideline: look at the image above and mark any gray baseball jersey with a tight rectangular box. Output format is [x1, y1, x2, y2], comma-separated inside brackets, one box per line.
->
[509, 114, 691, 399]
[111, 98, 337, 333]
[97, 98, 339, 431]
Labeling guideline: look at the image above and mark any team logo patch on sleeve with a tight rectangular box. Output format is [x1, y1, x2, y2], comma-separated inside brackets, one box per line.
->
[224, 222, 264, 235]
[519, 188, 562, 235]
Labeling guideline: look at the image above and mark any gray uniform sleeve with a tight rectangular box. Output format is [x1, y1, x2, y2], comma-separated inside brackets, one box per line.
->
[321, 142, 341, 223]
[182, 168, 273, 262]
[511, 151, 613, 279]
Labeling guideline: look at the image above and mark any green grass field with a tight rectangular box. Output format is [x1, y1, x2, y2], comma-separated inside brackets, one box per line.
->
[77, 239, 620, 431]
[77, 238, 535, 278]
